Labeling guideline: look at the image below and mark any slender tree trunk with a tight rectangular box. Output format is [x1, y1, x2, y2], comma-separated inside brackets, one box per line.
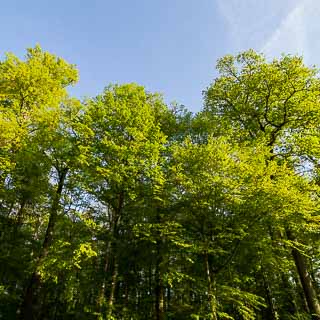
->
[292, 270, 310, 313]
[155, 261, 164, 320]
[99, 191, 123, 318]
[286, 229, 320, 319]
[20, 167, 68, 320]
[261, 269, 278, 320]
[107, 258, 118, 319]
[279, 269, 308, 317]
[155, 240, 164, 320]
[97, 240, 112, 308]
[204, 252, 217, 320]
[155, 211, 164, 320]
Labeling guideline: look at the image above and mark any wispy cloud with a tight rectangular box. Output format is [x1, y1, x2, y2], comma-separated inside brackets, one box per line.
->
[262, 1, 307, 58]
[216, 0, 320, 68]
[216, 0, 302, 53]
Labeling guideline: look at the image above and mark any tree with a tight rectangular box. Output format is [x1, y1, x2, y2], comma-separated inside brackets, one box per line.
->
[0, 46, 79, 319]
[204, 50, 320, 319]
[2, 45, 320, 320]
[79, 83, 167, 319]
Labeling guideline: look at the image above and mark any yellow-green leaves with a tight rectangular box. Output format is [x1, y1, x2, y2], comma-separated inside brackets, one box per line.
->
[73, 243, 98, 270]
[83, 83, 167, 200]
[204, 50, 320, 149]
[0, 46, 79, 178]
[0, 45, 78, 112]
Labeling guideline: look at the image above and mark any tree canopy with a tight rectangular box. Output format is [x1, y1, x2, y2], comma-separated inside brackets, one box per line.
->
[1, 46, 320, 320]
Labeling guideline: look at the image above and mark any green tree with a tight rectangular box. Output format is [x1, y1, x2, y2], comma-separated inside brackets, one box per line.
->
[0, 46, 78, 319]
[79, 83, 167, 319]
[203, 50, 320, 319]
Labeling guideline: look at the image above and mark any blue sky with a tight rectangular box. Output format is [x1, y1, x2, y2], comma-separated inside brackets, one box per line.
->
[1, 0, 318, 111]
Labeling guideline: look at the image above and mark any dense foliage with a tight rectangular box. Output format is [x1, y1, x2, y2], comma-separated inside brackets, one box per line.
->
[1, 47, 320, 320]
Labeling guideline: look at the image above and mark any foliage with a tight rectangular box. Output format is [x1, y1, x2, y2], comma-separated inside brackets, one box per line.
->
[1, 47, 320, 320]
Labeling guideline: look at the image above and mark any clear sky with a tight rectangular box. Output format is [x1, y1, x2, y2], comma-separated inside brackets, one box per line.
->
[1, 0, 318, 111]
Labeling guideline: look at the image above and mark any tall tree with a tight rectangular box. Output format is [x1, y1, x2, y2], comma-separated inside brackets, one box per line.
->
[0, 46, 79, 319]
[80, 83, 167, 319]
[203, 50, 320, 319]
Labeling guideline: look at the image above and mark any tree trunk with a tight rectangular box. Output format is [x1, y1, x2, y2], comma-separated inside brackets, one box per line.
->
[155, 240, 164, 320]
[107, 258, 118, 319]
[261, 269, 278, 320]
[204, 252, 217, 320]
[286, 229, 320, 319]
[99, 191, 123, 318]
[292, 269, 310, 313]
[97, 240, 112, 309]
[20, 167, 68, 320]
[155, 268, 164, 320]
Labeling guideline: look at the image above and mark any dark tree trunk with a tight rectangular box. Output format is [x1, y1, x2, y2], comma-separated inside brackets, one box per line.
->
[261, 269, 278, 320]
[107, 258, 118, 319]
[155, 210, 165, 320]
[99, 191, 123, 318]
[20, 167, 68, 320]
[97, 240, 112, 308]
[292, 269, 310, 313]
[155, 254, 164, 320]
[204, 252, 217, 320]
[286, 229, 320, 319]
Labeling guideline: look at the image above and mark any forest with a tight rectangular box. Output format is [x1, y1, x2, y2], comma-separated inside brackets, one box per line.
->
[1, 46, 320, 320]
